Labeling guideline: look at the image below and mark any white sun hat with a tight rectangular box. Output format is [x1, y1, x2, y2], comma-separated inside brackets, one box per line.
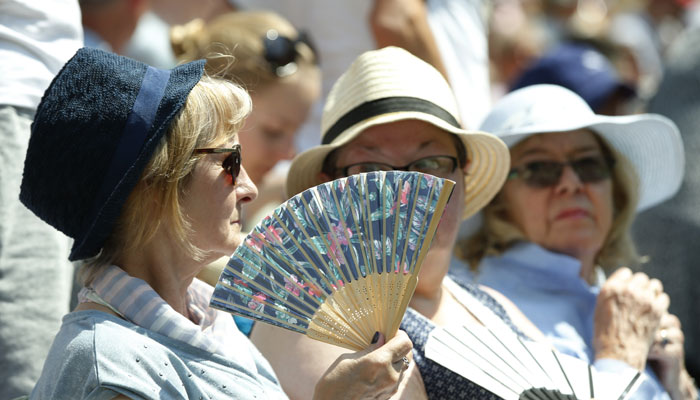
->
[285, 46, 510, 219]
[480, 84, 684, 211]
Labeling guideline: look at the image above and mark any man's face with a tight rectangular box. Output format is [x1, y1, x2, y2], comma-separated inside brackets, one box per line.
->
[319, 119, 467, 252]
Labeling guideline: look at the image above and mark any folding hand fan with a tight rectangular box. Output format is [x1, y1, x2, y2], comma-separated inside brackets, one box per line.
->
[209, 171, 455, 350]
[425, 322, 642, 400]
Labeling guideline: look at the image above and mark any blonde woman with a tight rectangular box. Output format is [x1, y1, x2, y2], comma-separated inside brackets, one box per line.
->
[24, 48, 414, 400]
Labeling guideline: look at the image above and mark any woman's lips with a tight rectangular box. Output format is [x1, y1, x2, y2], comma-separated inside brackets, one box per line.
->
[555, 208, 589, 220]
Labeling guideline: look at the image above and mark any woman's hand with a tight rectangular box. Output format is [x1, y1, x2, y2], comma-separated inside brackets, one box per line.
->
[593, 267, 669, 370]
[648, 313, 698, 400]
[312, 330, 419, 400]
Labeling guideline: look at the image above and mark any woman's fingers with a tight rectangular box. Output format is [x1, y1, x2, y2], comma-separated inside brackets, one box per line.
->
[593, 268, 670, 369]
[313, 331, 415, 400]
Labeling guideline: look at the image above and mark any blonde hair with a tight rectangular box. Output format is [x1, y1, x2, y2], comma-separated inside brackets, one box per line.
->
[458, 132, 641, 274]
[80, 76, 252, 285]
[170, 11, 318, 90]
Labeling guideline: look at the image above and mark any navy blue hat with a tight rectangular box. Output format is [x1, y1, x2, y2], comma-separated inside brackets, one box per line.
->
[20, 47, 205, 261]
[510, 43, 635, 112]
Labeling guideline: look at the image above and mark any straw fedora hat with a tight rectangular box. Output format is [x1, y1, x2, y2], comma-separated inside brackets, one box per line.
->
[480, 84, 684, 211]
[285, 46, 510, 219]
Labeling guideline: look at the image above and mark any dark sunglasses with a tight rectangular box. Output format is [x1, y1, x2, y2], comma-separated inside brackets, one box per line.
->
[194, 144, 241, 185]
[507, 155, 615, 188]
[336, 155, 458, 178]
[263, 29, 318, 77]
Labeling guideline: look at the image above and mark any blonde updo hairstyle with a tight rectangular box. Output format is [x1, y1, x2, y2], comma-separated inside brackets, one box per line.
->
[458, 131, 641, 275]
[170, 11, 319, 91]
[80, 76, 252, 285]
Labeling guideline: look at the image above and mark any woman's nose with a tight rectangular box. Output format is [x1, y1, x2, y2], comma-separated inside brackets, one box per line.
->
[236, 166, 258, 203]
[555, 164, 583, 194]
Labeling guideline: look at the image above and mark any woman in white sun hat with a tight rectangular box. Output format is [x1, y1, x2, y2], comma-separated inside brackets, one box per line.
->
[251, 46, 553, 399]
[460, 84, 697, 399]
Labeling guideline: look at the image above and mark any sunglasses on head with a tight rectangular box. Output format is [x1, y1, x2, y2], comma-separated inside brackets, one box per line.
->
[194, 144, 241, 185]
[507, 155, 615, 188]
[263, 29, 318, 77]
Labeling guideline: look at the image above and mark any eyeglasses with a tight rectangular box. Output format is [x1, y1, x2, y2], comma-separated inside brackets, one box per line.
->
[336, 155, 458, 178]
[507, 155, 615, 188]
[194, 144, 241, 185]
[263, 29, 318, 77]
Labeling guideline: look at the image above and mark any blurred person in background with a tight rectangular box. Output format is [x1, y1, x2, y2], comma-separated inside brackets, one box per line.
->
[632, 25, 700, 384]
[171, 11, 320, 217]
[509, 41, 638, 115]
[0, 1, 82, 398]
[608, 0, 694, 99]
[229, 0, 491, 152]
[80, 0, 149, 53]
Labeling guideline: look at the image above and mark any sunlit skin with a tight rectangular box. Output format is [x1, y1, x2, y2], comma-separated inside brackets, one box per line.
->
[239, 72, 320, 184]
[181, 138, 258, 259]
[111, 137, 258, 317]
[500, 129, 614, 281]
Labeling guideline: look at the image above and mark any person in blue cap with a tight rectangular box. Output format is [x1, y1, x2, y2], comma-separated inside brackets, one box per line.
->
[22, 47, 416, 400]
[510, 42, 637, 116]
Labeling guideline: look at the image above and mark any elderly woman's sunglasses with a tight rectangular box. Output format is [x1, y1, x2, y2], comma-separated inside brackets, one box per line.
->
[194, 144, 241, 185]
[507, 155, 615, 188]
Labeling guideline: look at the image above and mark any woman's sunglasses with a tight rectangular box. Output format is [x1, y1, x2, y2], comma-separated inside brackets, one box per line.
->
[263, 29, 318, 77]
[194, 144, 241, 185]
[507, 155, 615, 188]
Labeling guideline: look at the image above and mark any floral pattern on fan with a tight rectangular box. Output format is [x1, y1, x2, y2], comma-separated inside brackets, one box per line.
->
[210, 171, 455, 350]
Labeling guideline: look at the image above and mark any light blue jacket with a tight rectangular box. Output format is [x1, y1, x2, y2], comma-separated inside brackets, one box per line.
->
[474, 242, 671, 399]
[30, 311, 286, 400]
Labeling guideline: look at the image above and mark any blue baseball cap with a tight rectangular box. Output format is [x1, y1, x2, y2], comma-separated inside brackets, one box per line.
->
[510, 43, 636, 112]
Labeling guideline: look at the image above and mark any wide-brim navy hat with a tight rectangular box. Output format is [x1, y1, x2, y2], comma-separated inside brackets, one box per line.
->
[20, 47, 205, 261]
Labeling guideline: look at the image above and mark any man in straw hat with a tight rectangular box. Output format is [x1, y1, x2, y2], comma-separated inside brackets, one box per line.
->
[250, 46, 549, 399]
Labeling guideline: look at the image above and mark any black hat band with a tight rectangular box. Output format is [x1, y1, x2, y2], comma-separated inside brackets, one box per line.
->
[322, 96, 461, 145]
[90, 66, 172, 218]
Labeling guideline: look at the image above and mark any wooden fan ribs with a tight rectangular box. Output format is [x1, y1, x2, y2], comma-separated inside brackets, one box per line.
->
[210, 171, 455, 351]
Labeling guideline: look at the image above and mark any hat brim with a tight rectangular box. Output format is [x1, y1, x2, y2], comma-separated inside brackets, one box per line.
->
[499, 113, 683, 211]
[286, 111, 510, 219]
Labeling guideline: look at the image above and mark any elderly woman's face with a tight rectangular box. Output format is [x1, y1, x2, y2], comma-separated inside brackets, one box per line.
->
[501, 129, 614, 260]
[181, 137, 258, 259]
[326, 120, 466, 254]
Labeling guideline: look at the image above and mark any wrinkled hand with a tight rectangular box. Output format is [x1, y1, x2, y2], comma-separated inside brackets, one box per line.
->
[593, 267, 669, 370]
[313, 331, 415, 400]
[648, 313, 697, 400]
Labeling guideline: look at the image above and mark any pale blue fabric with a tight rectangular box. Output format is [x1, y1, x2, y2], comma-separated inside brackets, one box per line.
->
[30, 311, 286, 400]
[474, 242, 671, 399]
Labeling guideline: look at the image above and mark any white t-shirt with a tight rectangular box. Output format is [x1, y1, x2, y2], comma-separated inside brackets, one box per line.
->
[0, 0, 83, 109]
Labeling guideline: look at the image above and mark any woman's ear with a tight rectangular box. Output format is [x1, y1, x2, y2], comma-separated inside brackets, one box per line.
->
[461, 159, 471, 174]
